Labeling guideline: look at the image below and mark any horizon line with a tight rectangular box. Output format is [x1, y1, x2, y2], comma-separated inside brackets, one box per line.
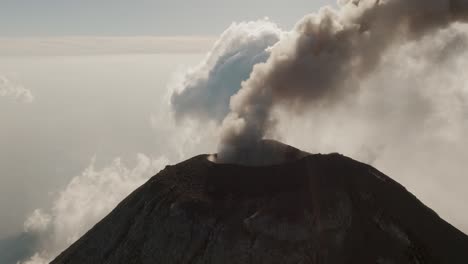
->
[0, 36, 218, 56]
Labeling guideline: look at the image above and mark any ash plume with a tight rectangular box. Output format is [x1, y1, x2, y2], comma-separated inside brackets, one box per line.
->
[216, 0, 468, 162]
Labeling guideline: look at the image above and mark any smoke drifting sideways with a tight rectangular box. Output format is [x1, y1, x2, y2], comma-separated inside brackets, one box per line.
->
[214, 0, 468, 164]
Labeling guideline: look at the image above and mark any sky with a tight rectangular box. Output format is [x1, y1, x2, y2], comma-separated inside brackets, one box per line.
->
[1, 0, 468, 264]
[0, 0, 332, 36]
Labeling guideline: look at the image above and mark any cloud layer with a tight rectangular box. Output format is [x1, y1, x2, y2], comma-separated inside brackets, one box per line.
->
[0, 36, 215, 56]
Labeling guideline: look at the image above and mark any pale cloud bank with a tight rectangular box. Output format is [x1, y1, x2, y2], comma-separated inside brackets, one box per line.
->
[0, 36, 216, 56]
[0, 75, 34, 103]
[20, 154, 168, 264]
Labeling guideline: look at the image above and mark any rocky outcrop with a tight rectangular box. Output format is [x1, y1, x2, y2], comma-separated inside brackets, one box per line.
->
[52, 142, 468, 264]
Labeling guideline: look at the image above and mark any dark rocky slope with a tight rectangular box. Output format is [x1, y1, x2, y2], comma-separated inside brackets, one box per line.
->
[52, 142, 468, 264]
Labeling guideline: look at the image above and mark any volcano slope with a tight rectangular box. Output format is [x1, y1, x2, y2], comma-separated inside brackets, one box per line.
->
[52, 141, 468, 264]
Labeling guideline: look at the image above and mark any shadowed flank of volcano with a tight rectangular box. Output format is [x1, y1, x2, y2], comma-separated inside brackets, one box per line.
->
[52, 140, 468, 264]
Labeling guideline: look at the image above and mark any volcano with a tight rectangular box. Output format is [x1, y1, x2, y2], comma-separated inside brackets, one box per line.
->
[52, 140, 468, 264]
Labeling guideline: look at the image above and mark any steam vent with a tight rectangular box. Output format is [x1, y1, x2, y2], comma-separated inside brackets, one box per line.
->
[52, 140, 468, 264]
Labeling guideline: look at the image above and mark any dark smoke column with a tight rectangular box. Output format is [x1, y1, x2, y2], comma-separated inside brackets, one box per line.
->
[216, 0, 468, 164]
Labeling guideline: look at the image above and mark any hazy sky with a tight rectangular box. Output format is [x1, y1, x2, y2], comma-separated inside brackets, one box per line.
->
[0, 0, 332, 36]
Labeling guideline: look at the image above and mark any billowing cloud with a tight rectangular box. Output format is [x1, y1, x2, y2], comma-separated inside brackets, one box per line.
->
[0, 75, 34, 103]
[23, 210, 51, 234]
[20, 154, 168, 264]
[216, 0, 468, 162]
[166, 0, 468, 164]
[170, 19, 282, 122]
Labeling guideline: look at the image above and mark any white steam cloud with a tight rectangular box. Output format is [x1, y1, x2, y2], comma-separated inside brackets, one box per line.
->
[20, 154, 168, 264]
[23, 210, 51, 234]
[170, 20, 282, 122]
[0, 75, 34, 103]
